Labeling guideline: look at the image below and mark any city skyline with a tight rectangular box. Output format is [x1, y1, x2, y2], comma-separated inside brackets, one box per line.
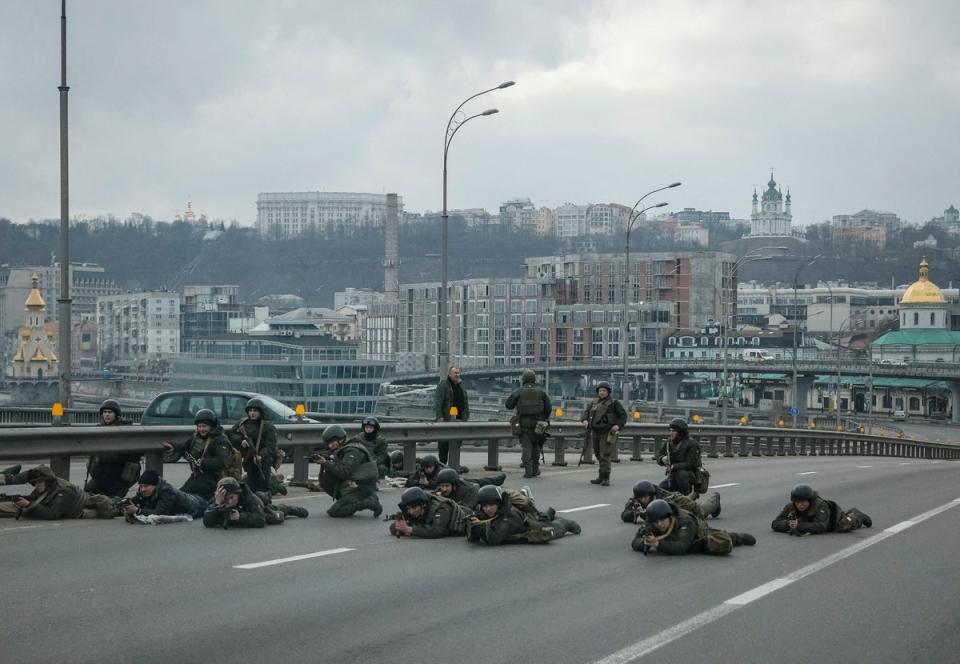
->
[2, 1, 958, 226]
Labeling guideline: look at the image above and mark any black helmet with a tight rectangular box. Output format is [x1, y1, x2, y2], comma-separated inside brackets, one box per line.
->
[194, 408, 218, 427]
[596, 381, 612, 394]
[99, 399, 122, 417]
[245, 397, 267, 418]
[321, 425, 347, 444]
[668, 417, 689, 435]
[398, 487, 431, 509]
[644, 499, 673, 523]
[633, 480, 658, 501]
[791, 484, 816, 502]
[436, 468, 460, 485]
[361, 416, 380, 433]
[521, 368, 537, 385]
[421, 455, 440, 468]
[217, 477, 242, 495]
[477, 485, 503, 505]
[390, 450, 404, 465]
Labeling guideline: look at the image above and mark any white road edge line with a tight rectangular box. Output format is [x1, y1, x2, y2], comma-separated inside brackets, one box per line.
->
[796, 471, 818, 475]
[856, 465, 873, 468]
[234, 547, 355, 570]
[592, 497, 960, 664]
[709, 483, 739, 489]
[558, 504, 611, 513]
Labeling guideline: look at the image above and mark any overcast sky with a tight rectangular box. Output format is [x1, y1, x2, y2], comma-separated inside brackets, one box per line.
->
[2, 1, 958, 227]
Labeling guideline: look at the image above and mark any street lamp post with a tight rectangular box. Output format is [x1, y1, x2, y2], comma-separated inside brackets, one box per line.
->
[791, 254, 822, 427]
[57, 0, 73, 411]
[439, 81, 514, 377]
[621, 187, 678, 402]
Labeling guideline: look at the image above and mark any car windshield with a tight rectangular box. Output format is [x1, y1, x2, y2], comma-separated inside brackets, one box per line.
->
[254, 395, 299, 420]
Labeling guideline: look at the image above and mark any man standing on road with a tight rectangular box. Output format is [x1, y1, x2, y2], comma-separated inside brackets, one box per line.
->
[633, 499, 755, 556]
[227, 398, 281, 495]
[771, 484, 872, 535]
[435, 366, 469, 465]
[505, 368, 552, 478]
[312, 425, 383, 518]
[580, 381, 627, 486]
[657, 418, 702, 495]
[84, 399, 141, 498]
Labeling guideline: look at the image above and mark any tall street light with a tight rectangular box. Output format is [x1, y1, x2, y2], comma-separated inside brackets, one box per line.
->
[439, 81, 515, 376]
[57, 0, 73, 411]
[791, 254, 822, 427]
[621, 184, 679, 401]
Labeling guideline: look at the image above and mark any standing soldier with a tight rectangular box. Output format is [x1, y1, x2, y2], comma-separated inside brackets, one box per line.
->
[657, 418, 702, 495]
[228, 397, 280, 495]
[162, 409, 239, 501]
[580, 381, 627, 486]
[312, 425, 383, 518]
[350, 416, 389, 478]
[435, 366, 469, 465]
[505, 369, 552, 478]
[771, 484, 872, 536]
[84, 399, 141, 498]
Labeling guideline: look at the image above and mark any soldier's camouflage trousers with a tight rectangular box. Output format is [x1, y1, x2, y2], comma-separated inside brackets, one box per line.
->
[590, 431, 617, 474]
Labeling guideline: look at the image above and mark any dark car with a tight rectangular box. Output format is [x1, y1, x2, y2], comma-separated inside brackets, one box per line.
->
[141, 390, 316, 426]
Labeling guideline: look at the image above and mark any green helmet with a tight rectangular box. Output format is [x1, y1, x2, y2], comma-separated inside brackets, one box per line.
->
[420, 455, 440, 469]
[398, 487, 431, 509]
[194, 408, 218, 427]
[644, 499, 673, 523]
[668, 417, 689, 435]
[791, 484, 816, 502]
[25, 465, 57, 484]
[436, 468, 460, 485]
[596, 381, 612, 394]
[321, 425, 347, 444]
[245, 397, 267, 418]
[521, 368, 537, 385]
[632, 481, 658, 500]
[217, 477, 242, 494]
[99, 399, 122, 418]
[477, 485, 503, 505]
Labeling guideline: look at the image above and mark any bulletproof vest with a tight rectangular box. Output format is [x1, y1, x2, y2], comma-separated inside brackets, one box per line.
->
[516, 385, 545, 417]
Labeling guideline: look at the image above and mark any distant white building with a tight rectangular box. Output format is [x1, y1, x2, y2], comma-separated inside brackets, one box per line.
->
[554, 203, 590, 238]
[749, 172, 792, 237]
[97, 292, 181, 364]
[256, 192, 403, 239]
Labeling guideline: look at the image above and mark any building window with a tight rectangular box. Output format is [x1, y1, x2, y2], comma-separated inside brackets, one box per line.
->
[930, 312, 936, 326]
[913, 312, 919, 326]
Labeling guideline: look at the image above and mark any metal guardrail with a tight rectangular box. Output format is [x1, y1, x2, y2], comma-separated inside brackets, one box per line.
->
[0, 421, 954, 486]
[0, 408, 145, 427]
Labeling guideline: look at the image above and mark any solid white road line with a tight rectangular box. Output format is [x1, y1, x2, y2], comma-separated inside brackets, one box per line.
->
[234, 547, 354, 570]
[592, 497, 960, 664]
[899, 462, 912, 465]
[0, 523, 63, 534]
[796, 471, 818, 475]
[558, 504, 611, 513]
[709, 483, 739, 489]
[856, 465, 874, 468]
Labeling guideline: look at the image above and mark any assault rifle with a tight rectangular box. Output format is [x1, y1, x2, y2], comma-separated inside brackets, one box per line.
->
[0, 493, 25, 520]
[209, 504, 235, 530]
[635, 522, 655, 556]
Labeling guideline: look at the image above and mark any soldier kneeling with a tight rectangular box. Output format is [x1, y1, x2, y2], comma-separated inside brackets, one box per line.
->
[389, 487, 469, 538]
[633, 499, 755, 556]
[772, 484, 872, 536]
[621, 480, 721, 524]
[467, 485, 580, 545]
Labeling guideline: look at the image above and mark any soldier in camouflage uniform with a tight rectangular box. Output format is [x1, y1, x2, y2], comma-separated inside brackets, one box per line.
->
[406, 455, 504, 491]
[771, 484, 872, 536]
[434, 467, 479, 511]
[389, 487, 468, 538]
[632, 499, 755, 556]
[656, 418, 702, 495]
[0, 465, 116, 520]
[620, 480, 721, 524]
[467, 485, 581, 545]
[123, 470, 207, 519]
[84, 399, 142, 498]
[505, 368, 553, 478]
[580, 382, 627, 486]
[350, 416, 389, 479]
[313, 425, 383, 518]
[227, 397, 282, 495]
[162, 409, 239, 501]
[202, 477, 266, 529]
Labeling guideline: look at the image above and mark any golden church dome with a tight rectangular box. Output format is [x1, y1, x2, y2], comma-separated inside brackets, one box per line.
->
[900, 258, 945, 304]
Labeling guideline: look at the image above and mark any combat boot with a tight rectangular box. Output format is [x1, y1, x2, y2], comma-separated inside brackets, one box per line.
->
[601, 471, 610, 487]
[590, 472, 604, 485]
[0, 464, 22, 485]
[285, 505, 309, 519]
[711, 492, 722, 518]
[523, 463, 535, 479]
[491, 473, 506, 486]
[534, 464, 541, 477]
[850, 508, 872, 528]
[731, 532, 756, 547]
[367, 495, 383, 518]
[563, 517, 582, 535]
[542, 507, 556, 521]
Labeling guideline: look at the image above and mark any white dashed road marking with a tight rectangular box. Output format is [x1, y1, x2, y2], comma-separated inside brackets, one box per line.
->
[558, 504, 611, 514]
[709, 483, 739, 489]
[796, 471, 818, 475]
[234, 547, 354, 570]
[856, 465, 873, 469]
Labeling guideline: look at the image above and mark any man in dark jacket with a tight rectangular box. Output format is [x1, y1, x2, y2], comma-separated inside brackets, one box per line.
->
[632, 499, 755, 556]
[162, 409, 238, 501]
[467, 485, 580, 545]
[580, 381, 627, 486]
[349, 416, 389, 479]
[227, 397, 280, 495]
[389, 487, 467, 538]
[771, 484, 872, 535]
[656, 418, 702, 495]
[434, 467, 479, 511]
[203, 477, 266, 529]
[435, 366, 469, 465]
[620, 480, 721, 524]
[313, 425, 383, 518]
[505, 368, 552, 478]
[0, 465, 117, 520]
[123, 470, 207, 520]
[84, 399, 141, 498]
[406, 455, 504, 490]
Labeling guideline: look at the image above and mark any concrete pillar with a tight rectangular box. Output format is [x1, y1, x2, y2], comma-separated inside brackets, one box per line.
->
[951, 381, 960, 425]
[661, 374, 683, 407]
[486, 438, 502, 471]
[796, 375, 815, 417]
[630, 435, 644, 461]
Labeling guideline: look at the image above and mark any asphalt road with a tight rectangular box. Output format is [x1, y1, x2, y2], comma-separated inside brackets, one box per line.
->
[1, 453, 958, 664]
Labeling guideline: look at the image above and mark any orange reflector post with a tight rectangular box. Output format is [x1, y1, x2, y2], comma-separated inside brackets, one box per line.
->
[295, 404, 305, 416]
[51, 402, 64, 417]
[555, 407, 564, 418]
[449, 406, 459, 417]
[633, 411, 641, 420]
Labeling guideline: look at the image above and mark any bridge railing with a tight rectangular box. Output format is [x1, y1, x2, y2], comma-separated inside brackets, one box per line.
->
[0, 421, 954, 486]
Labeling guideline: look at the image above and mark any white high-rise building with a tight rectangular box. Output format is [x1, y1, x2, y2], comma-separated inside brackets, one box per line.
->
[256, 192, 404, 239]
[97, 292, 181, 365]
[749, 172, 792, 236]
